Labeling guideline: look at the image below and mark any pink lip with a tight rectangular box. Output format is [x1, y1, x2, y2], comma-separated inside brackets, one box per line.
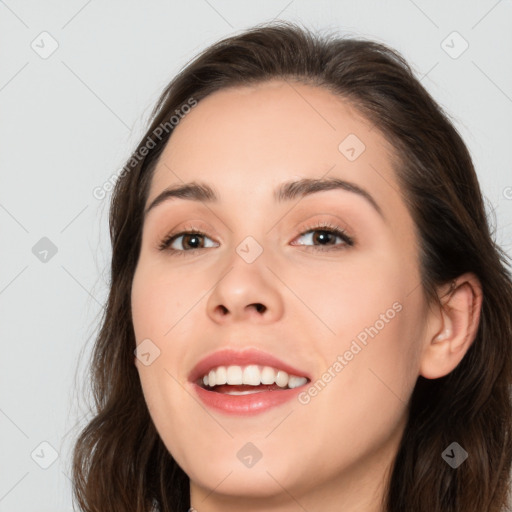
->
[188, 348, 311, 416]
[192, 384, 307, 415]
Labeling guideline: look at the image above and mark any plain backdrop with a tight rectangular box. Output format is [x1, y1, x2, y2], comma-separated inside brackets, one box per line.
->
[1, 1, 511, 510]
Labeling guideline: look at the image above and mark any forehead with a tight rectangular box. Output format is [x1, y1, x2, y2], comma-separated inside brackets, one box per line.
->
[148, 80, 400, 212]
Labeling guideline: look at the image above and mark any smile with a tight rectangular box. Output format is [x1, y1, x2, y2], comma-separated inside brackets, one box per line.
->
[198, 364, 308, 393]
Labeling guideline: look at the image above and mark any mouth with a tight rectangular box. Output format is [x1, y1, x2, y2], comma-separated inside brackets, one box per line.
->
[197, 364, 310, 395]
[188, 348, 312, 415]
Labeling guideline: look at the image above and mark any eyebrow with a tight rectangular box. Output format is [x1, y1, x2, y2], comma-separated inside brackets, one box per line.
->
[144, 177, 384, 218]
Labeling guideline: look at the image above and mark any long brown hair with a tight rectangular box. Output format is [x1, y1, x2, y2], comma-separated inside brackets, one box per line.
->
[72, 21, 512, 511]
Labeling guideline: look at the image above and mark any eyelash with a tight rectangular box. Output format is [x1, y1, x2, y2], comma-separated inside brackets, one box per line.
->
[157, 221, 355, 256]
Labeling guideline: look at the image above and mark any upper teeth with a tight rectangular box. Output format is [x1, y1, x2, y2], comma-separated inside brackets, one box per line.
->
[201, 365, 307, 389]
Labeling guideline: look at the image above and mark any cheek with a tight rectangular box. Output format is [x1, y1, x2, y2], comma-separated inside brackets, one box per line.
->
[310, 281, 425, 435]
[296, 297, 424, 479]
[131, 260, 204, 342]
[289, 245, 416, 345]
[131, 264, 203, 466]
[291, 247, 424, 417]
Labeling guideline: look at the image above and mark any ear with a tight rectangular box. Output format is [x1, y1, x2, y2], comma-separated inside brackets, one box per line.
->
[419, 272, 483, 379]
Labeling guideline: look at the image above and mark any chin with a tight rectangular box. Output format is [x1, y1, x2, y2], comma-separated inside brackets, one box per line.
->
[183, 449, 309, 498]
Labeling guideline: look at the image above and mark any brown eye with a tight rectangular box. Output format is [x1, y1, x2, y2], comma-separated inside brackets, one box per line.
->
[159, 230, 218, 253]
[292, 225, 354, 250]
[174, 233, 205, 250]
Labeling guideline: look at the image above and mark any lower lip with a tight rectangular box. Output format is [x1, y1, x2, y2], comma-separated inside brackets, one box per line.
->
[192, 383, 305, 415]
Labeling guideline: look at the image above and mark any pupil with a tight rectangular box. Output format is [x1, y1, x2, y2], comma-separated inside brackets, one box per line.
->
[315, 231, 333, 245]
[186, 234, 201, 249]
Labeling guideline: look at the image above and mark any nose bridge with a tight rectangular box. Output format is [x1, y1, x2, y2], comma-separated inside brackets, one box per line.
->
[228, 205, 286, 272]
[234, 233, 266, 266]
[219, 196, 275, 263]
[222, 230, 270, 293]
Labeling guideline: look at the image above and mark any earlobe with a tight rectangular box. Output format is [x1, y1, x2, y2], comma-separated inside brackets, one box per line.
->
[419, 273, 483, 379]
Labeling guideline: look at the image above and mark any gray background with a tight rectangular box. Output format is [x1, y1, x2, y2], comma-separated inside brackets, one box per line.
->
[1, 1, 511, 510]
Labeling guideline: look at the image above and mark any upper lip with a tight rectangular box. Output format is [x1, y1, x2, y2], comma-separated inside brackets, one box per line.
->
[188, 347, 312, 384]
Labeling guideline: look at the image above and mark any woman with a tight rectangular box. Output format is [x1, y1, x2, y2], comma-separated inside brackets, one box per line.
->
[72, 21, 512, 511]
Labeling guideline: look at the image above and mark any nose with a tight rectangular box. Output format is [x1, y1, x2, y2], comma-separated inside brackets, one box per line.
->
[206, 260, 284, 324]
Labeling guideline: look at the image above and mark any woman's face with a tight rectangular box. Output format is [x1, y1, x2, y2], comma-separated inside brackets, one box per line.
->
[131, 80, 433, 509]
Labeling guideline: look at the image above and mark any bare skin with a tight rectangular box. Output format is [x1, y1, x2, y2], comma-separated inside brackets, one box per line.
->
[131, 80, 482, 511]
